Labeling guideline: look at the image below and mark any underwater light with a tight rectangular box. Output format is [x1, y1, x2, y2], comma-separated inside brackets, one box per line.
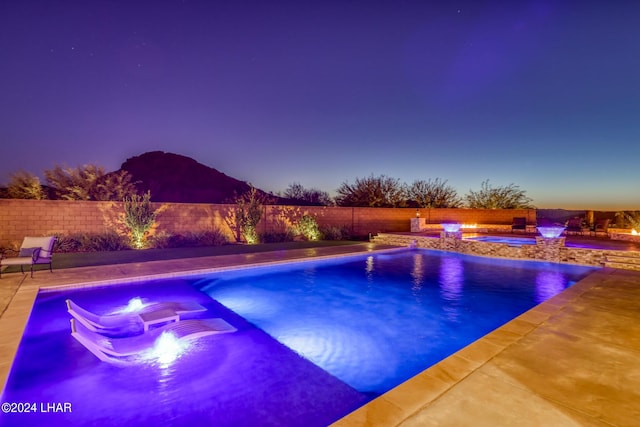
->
[442, 223, 462, 232]
[150, 331, 186, 364]
[117, 297, 148, 313]
[537, 226, 565, 238]
[632, 229, 638, 235]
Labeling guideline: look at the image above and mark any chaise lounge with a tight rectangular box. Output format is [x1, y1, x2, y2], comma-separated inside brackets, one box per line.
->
[66, 299, 208, 334]
[70, 317, 237, 363]
[0, 236, 56, 278]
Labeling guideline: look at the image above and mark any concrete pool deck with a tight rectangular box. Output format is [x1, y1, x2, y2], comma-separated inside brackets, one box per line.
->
[2, 243, 639, 426]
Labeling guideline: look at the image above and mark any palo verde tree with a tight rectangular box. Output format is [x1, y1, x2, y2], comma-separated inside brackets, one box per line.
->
[465, 180, 534, 209]
[6, 171, 47, 199]
[282, 182, 333, 206]
[407, 178, 461, 208]
[123, 191, 156, 248]
[44, 164, 136, 201]
[615, 211, 640, 231]
[335, 174, 407, 207]
[94, 170, 138, 201]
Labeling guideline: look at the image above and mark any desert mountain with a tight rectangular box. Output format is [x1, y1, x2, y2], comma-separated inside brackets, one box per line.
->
[120, 151, 279, 203]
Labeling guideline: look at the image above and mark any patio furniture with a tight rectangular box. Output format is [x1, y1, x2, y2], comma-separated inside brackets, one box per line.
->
[66, 299, 207, 335]
[565, 217, 588, 236]
[70, 317, 237, 362]
[591, 218, 611, 237]
[511, 217, 527, 233]
[0, 236, 55, 278]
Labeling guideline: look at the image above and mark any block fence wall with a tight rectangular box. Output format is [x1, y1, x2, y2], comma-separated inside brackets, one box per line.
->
[0, 199, 535, 247]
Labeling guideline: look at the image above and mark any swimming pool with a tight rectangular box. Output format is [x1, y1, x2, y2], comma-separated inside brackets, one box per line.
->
[196, 249, 597, 394]
[0, 249, 598, 426]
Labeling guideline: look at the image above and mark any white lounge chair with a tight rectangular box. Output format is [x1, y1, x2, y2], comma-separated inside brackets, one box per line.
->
[70, 317, 236, 362]
[0, 236, 55, 278]
[66, 299, 208, 334]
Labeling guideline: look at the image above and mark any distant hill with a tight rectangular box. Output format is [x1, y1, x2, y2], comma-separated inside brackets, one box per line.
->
[120, 151, 281, 204]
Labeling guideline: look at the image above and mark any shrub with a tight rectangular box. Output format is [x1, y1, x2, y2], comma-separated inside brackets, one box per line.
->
[194, 230, 229, 246]
[53, 232, 130, 252]
[53, 234, 82, 253]
[260, 230, 295, 243]
[234, 186, 270, 244]
[81, 232, 130, 251]
[319, 225, 352, 240]
[146, 231, 174, 249]
[148, 230, 228, 249]
[295, 215, 321, 241]
[123, 191, 156, 248]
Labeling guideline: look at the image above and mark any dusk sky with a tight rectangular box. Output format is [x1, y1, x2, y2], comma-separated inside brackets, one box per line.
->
[1, 0, 638, 210]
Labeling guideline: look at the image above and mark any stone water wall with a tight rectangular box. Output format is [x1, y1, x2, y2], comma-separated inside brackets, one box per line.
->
[371, 233, 624, 269]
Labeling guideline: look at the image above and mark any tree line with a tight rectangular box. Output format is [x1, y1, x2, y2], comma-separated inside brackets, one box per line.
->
[3, 166, 534, 209]
[283, 176, 534, 209]
[3, 166, 135, 201]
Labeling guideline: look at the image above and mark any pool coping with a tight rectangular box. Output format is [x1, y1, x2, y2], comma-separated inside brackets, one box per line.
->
[2, 243, 639, 425]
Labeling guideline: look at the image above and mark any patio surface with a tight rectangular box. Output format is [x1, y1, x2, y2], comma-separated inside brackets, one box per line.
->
[1, 242, 640, 426]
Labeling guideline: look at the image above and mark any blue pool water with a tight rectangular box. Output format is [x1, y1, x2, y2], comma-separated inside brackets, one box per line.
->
[196, 249, 597, 394]
[465, 236, 536, 246]
[1, 249, 598, 426]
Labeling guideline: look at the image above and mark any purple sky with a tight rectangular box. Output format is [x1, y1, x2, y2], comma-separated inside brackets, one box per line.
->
[1, 0, 638, 210]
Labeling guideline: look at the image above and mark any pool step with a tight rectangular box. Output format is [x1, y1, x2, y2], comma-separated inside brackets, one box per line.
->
[604, 254, 640, 271]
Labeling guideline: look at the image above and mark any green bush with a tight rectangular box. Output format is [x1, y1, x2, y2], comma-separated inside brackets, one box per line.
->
[295, 215, 321, 241]
[53, 232, 130, 252]
[194, 230, 229, 246]
[319, 225, 352, 240]
[148, 230, 228, 249]
[123, 191, 156, 248]
[234, 186, 269, 244]
[53, 234, 82, 253]
[241, 224, 260, 245]
[260, 230, 295, 243]
[146, 231, 174, 249]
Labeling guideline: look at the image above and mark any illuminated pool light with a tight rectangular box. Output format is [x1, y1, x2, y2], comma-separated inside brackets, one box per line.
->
[146, 331, 188, 365]
[442, 223, 462, 233]
[115, 297, 149, 314]
[537, 226, 565, 238]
